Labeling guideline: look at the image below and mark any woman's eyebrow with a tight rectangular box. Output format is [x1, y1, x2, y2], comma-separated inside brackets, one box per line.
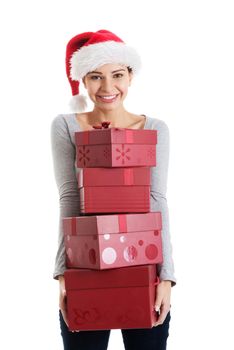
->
[87, 71, 103, 75]
[111, 69, 126, 73]
[87, 69, 126, 75]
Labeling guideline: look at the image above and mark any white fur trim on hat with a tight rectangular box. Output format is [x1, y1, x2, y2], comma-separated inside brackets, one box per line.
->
[69, 94, 88, 112]
[70, 41, 141, 81]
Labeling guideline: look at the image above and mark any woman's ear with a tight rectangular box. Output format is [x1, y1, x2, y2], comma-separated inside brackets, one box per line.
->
[82, 77, 87, 89]
[128, 72, 133, 87]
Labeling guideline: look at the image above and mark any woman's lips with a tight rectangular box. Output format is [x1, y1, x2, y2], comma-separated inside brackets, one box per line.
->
[97, 94, 119, 103]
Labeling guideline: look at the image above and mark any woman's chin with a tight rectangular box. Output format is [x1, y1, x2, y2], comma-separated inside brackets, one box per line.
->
[95, 101, 122, 112]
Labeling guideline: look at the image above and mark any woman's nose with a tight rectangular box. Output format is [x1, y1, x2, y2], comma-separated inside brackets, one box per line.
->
[100, 78, 113, 92]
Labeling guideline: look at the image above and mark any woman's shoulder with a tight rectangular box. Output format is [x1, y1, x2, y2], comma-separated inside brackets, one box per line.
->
[146, 115, 169, 133]
[51, 113, 75, 128]
[146, 116, 170, 148]
[51, 113, 79, 132]
[50, 113, 78, 142]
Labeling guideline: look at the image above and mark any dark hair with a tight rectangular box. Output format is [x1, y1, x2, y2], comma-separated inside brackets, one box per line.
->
[127, 67, 133, 73]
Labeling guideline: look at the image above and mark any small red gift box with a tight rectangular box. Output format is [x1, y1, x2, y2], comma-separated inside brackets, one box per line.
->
[77, 167, 151, 213]
[64, 264, 159, 331]
[75, 128, 157, 167]
[63, 212, 163, 269]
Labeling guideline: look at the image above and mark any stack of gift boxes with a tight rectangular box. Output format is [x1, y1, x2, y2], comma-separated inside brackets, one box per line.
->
[63, 122, 163, 331]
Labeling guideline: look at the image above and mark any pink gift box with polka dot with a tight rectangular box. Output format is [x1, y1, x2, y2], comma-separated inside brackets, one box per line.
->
[63, 212, 163, 269]
[75, 128, 157, 168]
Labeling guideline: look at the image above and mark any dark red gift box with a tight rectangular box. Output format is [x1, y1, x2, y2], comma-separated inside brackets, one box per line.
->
[63, 212, 163, 269]
[77, 167, 151, 213]
[64, 264, 159, 331]
[75, 128, 157, 167]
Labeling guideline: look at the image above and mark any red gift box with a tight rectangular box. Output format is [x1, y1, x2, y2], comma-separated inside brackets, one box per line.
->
[78, 167, 151, 213]
[64, 264, 159, 331]
[63, 212, 163, 269]
[75, 128, 157, 167]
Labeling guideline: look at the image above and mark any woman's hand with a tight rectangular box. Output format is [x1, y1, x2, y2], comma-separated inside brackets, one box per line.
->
[59, 275, 69, 327]
[154, 280, 171, 327]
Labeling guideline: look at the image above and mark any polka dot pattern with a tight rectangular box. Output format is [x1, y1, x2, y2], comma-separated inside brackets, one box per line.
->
[66, 229, 162, 269]
[145, 244, 158, 260]
[102, 247, 117, 264]
[123, 245, 137, 262]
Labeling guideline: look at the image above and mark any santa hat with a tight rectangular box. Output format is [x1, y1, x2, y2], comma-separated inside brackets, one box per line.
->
[66, 29, 141, 112]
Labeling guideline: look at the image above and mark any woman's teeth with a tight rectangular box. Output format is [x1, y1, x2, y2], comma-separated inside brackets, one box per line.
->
[98, 94, 118, 101]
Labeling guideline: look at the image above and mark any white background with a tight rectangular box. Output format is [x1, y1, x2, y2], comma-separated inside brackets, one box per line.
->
[0, 0, 234, 349]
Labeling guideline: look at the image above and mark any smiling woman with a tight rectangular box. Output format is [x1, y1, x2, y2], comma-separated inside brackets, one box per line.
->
[50, 29, 176, 350]
[83, 64, 132, 110]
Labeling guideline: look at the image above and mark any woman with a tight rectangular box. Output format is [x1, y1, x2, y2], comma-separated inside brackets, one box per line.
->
[51, 29, 176, 350]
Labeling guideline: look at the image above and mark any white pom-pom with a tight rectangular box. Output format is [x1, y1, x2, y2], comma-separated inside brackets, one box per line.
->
[69, 94, 88, 112]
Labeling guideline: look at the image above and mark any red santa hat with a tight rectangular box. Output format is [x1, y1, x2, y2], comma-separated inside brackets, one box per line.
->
[66, 29, 141, 112]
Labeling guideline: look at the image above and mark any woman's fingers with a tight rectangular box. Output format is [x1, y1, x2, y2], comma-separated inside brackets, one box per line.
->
[153, 303, 170, 326]
[153, 280, 171, 327]
[59, 290, 69, 327]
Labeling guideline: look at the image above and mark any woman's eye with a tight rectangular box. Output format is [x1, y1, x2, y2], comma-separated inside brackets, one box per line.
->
[113, 73, 124, 78]
[90, 75, 102, 80]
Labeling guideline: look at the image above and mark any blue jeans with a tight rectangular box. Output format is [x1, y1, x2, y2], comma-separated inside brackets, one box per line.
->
[59, 310, 171, 350]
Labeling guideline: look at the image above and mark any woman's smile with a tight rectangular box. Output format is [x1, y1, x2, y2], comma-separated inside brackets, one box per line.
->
[96, 94, 119, 103]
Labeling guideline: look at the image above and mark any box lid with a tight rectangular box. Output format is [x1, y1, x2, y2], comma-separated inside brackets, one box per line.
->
[63, 212, 162, 236]
[77, 167, 150, 187]
[64, 264, 156, 290]
[75, 128, 157, 146]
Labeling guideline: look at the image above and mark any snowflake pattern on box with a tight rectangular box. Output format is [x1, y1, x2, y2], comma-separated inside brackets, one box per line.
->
[78, 146, 90, 166]
[147, 147, 155, 160]
[103, 147, 111, 159]
[115, 144, 131, 165]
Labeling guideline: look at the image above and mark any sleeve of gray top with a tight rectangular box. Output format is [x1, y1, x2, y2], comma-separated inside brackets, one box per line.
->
[50, 115, 80, 280]
[150, 120, 177, 286]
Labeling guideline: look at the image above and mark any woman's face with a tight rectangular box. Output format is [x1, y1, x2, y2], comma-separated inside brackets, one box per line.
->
[83, 63, 133, 111]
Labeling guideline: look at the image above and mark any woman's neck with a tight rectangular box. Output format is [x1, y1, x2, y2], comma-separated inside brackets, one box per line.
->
[87, 107, 132, 128]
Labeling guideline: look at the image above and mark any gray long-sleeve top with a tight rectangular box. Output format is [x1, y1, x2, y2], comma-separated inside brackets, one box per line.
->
[50, 113, 176, 286]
